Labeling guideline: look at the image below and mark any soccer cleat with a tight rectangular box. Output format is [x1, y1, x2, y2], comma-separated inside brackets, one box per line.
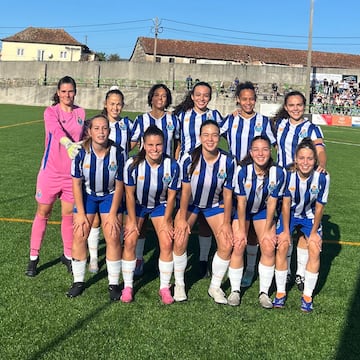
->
[88, 259, 99, 273]
[134, 258, 144, 277]
[199, 261, 210, 278]
[159, 287, 174, 305]
[60, 254, 72, 273]
[208, 287, 228, 305]
[241, 269, 254, 288]
[301, 296, 313, 313]
[173, 284, 187, 302]
[67, 282, 85, 298]
[227, 291, 241, 306]
[108, 285, 121, 301]
[259, 292, 273, 309]
[120, 286, 133, 303]
[25, 258, 39, 277]
[273, 295, 287, 308]
[295, 275, 305, 292]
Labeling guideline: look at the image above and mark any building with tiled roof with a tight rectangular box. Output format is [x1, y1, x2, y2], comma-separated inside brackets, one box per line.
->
[130, 36, 360, 69]
[1, 27, 93, 61]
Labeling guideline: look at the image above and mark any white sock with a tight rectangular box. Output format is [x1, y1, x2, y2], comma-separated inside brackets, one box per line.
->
[30, 255, 38, 261]
[122, 259, 136, 288]
[228, 266, 244, 292]
[286, 241, 293, 275]
[159, 259, 174, 289]
[198, 236, 212, 261]
[87, 227, 100, 261]
[258, 262, 275, 295]
[296, 247, 309, 278]
[245, 244, 258, 272]
[173, 252, 187, 286]
[303, 270, 319, 298]
[135, 238, 146, 259]
[275, 269, 288, 294]
[72, 259, 87, 283]
[106, 259, 121, 285]
[210, 252, 230, 289]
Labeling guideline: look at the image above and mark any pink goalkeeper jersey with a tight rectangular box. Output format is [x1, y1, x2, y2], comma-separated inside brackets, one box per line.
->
[40, 103, 85, 176]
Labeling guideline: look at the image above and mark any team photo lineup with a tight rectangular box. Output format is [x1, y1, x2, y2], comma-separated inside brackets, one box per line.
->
[25, 75, 329, 313]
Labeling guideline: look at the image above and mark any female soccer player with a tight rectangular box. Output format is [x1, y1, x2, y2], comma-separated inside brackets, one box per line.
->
[67, 114, 124, 300]
[121, 125, 180, 304]
[174, 120, 236, 304]
[26, 76, 85, 277]
[87, 87, 132, 273]
[232, 135, 286, 308]
[273, 91, 327, 289]
[221, 81, 276, 288]
[174, 82, 224, 278]
[130, 84, 179, 277]
[276, 138, 330, 312]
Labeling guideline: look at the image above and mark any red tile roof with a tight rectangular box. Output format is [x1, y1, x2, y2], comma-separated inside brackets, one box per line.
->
[1, 27, 84, 46]
[136, 37, 360, 69]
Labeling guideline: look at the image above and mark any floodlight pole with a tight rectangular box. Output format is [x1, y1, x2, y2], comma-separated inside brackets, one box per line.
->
[305, 0, 314, 112]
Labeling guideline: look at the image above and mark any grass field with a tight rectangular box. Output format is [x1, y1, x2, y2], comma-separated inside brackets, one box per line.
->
[0, 104, 360, 359]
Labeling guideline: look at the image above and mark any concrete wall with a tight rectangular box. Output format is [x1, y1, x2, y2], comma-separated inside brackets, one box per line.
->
[1, 61, 359, 115]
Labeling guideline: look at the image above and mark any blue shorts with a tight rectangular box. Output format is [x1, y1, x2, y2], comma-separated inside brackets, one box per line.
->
[188, 203, 224, 218]
[74, 192, 124, 215]
[135, 203, 167, 218]
[276, 215, 322, 238]
[233, 208, 267, 221]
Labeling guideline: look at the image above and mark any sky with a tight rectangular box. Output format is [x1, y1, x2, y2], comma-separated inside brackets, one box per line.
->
[1, 0, 360, 60]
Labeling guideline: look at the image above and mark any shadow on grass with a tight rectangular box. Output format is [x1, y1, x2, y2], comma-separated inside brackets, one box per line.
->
[27, 302, 112, 360]
[335, 272, 360, 359]
[316, 214, 342, 295]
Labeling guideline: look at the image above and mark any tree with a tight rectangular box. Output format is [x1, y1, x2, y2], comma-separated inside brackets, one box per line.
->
[96, 52, 107, 61]
[107, 54, 121, 61]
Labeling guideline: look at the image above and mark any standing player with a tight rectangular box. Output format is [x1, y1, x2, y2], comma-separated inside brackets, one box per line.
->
[232, 136, 286, 308]
[130, 84, 179, 277]
[25, 76, 85, 277]
[86, 87, 132, 273]
[67, 114, 124, 300]
[174, 120, 236, 304]
[174, 82, 224, 278]
[221, 81, 276, 288]
[273, 91, 327, 288]
[121, 126, 180, 304]
[276, 138, 330, 312]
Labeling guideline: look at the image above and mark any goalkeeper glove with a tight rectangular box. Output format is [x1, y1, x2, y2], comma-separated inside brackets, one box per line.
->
[60, 137, 82, 159]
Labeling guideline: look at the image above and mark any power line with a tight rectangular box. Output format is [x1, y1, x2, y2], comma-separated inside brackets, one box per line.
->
[162, 18, 360, 40]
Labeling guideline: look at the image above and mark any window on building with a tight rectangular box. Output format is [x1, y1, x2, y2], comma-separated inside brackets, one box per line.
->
[169, 57, 175, 63]
[17, 48, 24, 56]
[60, 51, 67, 59]
[190, 59, 197, 64]
[37, 50, 45, 61]
[155, 56, 161, 63]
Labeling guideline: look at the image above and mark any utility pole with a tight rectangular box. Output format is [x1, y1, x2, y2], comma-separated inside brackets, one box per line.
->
[152, 17, 163, 63]
[305, 0, 314, 112]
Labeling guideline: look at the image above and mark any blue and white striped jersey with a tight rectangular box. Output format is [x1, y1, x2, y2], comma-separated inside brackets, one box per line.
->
[124, 154, 180, 208]
[284, 170, 330, 219]
[234, 163, 286, 215]
[177, 109, 223, 157]
[220, 113, 276, 162]
[179, 149, 236, 209]
[131, 112, 179, 156]
[109, 117, 132, 158]
[275, 119, 324, 168]
[71, 144, 124, 196]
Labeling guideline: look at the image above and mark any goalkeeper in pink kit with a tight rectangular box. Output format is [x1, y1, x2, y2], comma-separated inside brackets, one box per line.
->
[25, 76, 85, 277]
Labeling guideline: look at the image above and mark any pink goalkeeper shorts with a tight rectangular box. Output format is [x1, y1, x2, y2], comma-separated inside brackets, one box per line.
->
[35, 169, 74, 204]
